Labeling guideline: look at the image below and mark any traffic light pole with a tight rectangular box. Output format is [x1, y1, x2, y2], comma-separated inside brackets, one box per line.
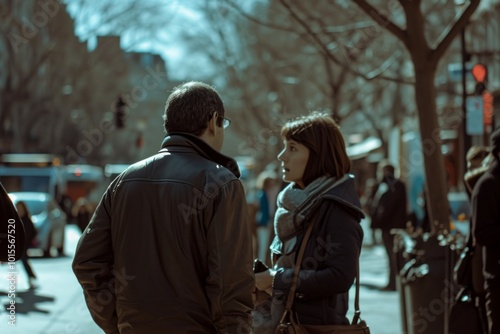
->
[461, 27, 472, 175]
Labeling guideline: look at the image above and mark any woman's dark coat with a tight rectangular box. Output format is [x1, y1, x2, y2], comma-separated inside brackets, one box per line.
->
[273, 175, 364, 325]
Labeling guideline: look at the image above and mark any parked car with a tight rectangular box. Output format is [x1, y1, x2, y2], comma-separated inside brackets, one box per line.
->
[9, 192, 66, 257]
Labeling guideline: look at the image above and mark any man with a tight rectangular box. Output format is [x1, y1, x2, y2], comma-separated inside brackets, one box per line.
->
[472, 126, 500, 334]
[369, 161, 407, 291]
[462, 145, 490, 332]
[72, 82, 254, 334]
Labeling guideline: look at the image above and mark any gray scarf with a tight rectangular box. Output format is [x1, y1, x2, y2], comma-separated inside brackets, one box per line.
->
[273, 175, 342, 255]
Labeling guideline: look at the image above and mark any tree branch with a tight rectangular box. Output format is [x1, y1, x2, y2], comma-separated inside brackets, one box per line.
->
[432, 0, 481, 62]
[352, 0, 408, 46]
[277, 0, 413, 85]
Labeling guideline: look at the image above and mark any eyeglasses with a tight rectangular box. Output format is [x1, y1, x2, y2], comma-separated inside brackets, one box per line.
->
[217, 115, 231, 129]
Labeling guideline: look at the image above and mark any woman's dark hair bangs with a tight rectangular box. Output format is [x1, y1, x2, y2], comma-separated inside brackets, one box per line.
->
[281, 113, 351, 186]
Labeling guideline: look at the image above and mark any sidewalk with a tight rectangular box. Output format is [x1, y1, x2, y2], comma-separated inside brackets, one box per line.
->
[1, 222, 402, 334]
[353, 219, 402, 334]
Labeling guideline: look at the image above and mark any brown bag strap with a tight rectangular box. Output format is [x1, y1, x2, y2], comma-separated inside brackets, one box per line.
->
[283, 212, 362, 325]
[283, 212, 317, 312]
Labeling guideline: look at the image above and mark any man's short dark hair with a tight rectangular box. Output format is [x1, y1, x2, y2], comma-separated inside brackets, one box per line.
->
[163, 81, 225, 136]
[281, 112, 350, 186]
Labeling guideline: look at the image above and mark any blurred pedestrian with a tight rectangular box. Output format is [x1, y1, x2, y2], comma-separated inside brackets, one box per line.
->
[15, 201, 38, 289]
[361, 177, 379, 246]
[369, 160, 407, 291]
[464, 145, 490, 197]
[255, 170, 280, 265]
[0, 181, 26, 262]
[72, 81, 254, 333]
[458, 145, 491, 333]
[471, 126, 500, 334]
[71, 197, 92, 232]
[253, 112, 364, 330]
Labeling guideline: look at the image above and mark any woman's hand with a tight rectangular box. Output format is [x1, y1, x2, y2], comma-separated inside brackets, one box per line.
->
[255, 269, 275, 295]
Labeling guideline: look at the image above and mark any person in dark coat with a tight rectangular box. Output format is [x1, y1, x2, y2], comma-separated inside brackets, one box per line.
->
[15, 201, 38, 289]
[72, 81, 254, 334]
[462, 145, 491, 332]
[0, 181, 26, 262]
[254, 170, 280, 265]
[254, 112, 364, 330]
[369, 161, 407, 291]
[71, 197, 93, 232]
[471, 126, 500, 334]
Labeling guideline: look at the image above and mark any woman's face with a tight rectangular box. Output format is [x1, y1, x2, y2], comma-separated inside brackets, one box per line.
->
[277, 139, 310, 189]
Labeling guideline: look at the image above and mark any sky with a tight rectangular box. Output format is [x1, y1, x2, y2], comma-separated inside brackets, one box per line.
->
[64, 0, 210, 79]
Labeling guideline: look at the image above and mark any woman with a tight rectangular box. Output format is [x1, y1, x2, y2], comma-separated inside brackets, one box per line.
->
[255, 112, 364, 328]
[16, 201, 39, 289]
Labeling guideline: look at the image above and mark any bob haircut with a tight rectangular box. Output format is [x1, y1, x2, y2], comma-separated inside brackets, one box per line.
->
[281, 112, 350, 187]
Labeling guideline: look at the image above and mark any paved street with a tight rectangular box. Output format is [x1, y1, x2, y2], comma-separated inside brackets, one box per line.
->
[355, 219, 402, 334]
[0, 225, 102, 334]
[0, 221, 402, 334]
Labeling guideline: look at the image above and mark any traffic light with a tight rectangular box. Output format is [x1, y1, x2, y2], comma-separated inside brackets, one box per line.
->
[472, 63, 487, 95]
[115, 95, 127, 129]
[471, 63, 487, 83]
[471, 63, 494, 129]
[475, 82, 487, 95]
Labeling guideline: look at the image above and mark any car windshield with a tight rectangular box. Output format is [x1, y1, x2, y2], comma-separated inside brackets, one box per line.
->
[23, 199, 47, 216]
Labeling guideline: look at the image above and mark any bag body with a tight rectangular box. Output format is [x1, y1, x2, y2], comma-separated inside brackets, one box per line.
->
[448, 288, 483, 334]
[301, 322, 370, 333]
[275, 311, 370, 334]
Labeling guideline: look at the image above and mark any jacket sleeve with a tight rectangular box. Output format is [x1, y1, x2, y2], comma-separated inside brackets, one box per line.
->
[472, 176, 500, 247]
[72, 186, 119, 334]
[273, 205, 363, 298]
[205, 179, 254, 334]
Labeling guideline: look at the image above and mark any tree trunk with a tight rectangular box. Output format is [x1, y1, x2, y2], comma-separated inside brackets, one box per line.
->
[413, 63, 450, 233]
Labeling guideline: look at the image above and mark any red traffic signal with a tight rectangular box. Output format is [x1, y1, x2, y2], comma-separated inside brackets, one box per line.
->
[471, 63, 487, 83]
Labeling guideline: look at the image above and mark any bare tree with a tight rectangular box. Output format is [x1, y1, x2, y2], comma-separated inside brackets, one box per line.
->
[351, 0, 480, 232]
[0, 0, 172, 162]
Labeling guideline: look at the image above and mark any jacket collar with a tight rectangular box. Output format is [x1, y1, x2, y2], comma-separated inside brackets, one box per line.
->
[322, 174, 365, 221]
[160, 133, 241, 178]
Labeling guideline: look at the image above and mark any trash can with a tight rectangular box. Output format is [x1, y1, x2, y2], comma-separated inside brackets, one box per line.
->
[399, 258, 416, 334]
[401, 234, 448, 334]
[392, 228, 417, 334]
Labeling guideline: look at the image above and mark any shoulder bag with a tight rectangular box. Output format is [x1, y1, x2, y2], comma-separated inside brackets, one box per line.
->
[453, 221, 476, 288]
[274, 213, 370, 334]
[453, 245, 474, 287]
[448, 286, 483, 334]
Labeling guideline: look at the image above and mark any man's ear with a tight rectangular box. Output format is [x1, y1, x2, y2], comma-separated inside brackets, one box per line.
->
[207, 112, 218, 135]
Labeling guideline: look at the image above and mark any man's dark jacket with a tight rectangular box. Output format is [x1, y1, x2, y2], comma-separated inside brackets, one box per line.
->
[368, 175, 407, 230]
[472, 158, 500, 280]
[72, 134, 254, 334]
